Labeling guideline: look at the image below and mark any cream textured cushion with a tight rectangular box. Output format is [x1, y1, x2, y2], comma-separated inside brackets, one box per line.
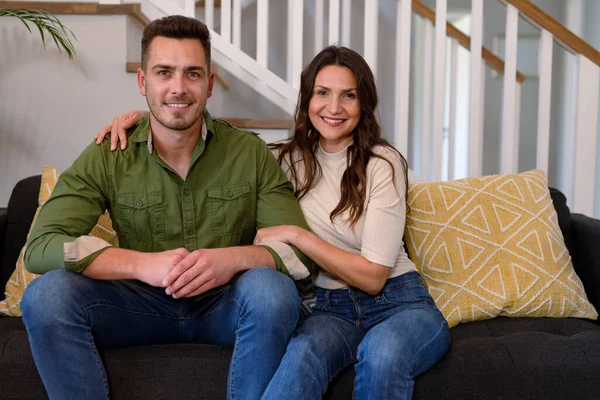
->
[404, 169, 597, 328]
[0, 166, 117, 316]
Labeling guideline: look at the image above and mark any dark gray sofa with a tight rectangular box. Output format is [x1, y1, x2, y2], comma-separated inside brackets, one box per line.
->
[1, 175, 600, 399]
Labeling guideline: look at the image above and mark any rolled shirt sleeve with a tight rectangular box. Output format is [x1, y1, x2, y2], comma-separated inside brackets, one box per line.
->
[24, 142, 113, 274]
[255, 140, 317, 279]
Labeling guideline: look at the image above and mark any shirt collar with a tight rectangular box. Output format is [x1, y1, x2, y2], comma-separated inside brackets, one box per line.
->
[130, 109, 217, 153]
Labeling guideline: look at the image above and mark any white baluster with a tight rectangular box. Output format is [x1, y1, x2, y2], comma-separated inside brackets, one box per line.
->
[221, 0, 232, 42]
[363, 0, 378, 77]
[431, 0, 447, 181]
[329, 0, 340, 45]
[232, 0, 242, 48]
[573, 55, 600, 215]
[536, 29, 553, 172]
[315, 0, 324, 54]
[341, 0, 351, 47]
[447, 39, 458, 180]
[205, 0, 214, 30]
[184, 0, 195, 18]
[287, 0, 303, 89]
[257, 0, 269, 67]
[514, 82, 522, 170]
[421, 20, 434, 180]
[479, 58, 486, 168]
[468, 0, 483, 177]
[394, 0, 412, 156]
[500, 4, 519, 174]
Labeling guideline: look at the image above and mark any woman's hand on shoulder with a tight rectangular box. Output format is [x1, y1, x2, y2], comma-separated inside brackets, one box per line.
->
[94, 110, 148, 151]
[254, 225, 303, 246]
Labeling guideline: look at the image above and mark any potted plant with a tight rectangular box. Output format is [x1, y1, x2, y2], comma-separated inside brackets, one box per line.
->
[0, 8, 76, 58]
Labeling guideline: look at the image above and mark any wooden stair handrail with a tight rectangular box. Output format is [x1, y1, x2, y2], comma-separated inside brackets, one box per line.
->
[221, 118, 294, 130]
[499, 0, 600, 67]
[0, 1, 147, 25]
[0, 1, 230, 88]
[412, 0, 526, 83]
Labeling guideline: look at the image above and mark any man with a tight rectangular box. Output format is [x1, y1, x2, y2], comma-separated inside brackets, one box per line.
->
[21, 15, 314, 399]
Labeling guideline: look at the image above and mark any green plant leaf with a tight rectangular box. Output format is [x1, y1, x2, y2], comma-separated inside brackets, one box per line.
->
[0, 8, 77, 58]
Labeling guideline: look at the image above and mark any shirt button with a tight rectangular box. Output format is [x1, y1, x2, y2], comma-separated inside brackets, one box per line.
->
[186, 229, 194, 236]
[226, 191, 233, 197]
[184, 189, 190, 196]
[137, 200, 143, 207]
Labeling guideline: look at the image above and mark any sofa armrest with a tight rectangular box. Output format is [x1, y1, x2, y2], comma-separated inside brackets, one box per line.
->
[0, 207, 6, 273]
[571, 213, 600, 313]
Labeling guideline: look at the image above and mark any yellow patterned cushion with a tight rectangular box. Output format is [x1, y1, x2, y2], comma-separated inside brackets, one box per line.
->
[0, 166, 117, 316]
[405, 169, 597, 328]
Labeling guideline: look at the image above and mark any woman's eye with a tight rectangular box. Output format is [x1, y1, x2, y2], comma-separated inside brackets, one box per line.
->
[344, 92, 356, 99]
[316, 90, 327, 96]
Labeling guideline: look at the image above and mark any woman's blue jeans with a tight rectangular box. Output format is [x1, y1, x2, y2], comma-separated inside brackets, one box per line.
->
[20, 267, 300, 400]
[262, 271, 451, 400]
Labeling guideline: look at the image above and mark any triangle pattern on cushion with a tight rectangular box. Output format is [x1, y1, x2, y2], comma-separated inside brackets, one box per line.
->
[409, 186, 435, 215]
[510, 263, 540, 299]
[461, 205, 491, 235]
[477, 265, 506, 300]
[439, 185, 466, 211]
[406, 226, 430, 258]
[404, 169, 598, 328]
[492, 203, 522, 232]
[456, 238, 485, 270]
[495, 178, 525, 203]
[426, 242, 453, 274]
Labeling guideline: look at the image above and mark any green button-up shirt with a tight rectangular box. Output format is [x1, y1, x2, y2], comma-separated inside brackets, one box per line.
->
[25, 110, 315, 281]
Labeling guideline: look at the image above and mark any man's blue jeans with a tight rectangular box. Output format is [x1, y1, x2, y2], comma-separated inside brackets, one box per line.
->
[262, 271, 451, 400]
[20, 267, 300, 400]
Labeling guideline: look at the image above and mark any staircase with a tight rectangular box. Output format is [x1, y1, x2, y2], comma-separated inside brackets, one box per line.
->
[2, 0, 599, 217]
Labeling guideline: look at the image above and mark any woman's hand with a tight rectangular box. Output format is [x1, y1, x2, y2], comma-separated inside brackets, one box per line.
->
[94, 110, 147, 151]
[254, 225, 303, 246]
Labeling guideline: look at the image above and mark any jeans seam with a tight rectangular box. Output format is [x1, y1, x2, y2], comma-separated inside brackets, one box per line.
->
[204, 298, 241, 316]
[408, 317, 449, 376]
[228, 299, 244, 400]
[86, 319, 110, 399]
[81, 303, 179, 320]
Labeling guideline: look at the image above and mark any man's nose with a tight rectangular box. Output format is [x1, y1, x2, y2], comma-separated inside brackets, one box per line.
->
[171, 74, 187, 94]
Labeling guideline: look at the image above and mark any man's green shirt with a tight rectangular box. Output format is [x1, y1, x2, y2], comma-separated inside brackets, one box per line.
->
[24, 110, 315, 281]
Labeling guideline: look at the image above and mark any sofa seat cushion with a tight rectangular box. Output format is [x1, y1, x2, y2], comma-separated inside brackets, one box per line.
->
[413, 317, 600, 399]
[0, 317, 232, 400]
[0, 317, 46, 399]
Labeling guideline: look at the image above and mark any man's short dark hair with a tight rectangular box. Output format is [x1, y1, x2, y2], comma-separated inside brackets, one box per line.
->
[141, 15, 211, 71]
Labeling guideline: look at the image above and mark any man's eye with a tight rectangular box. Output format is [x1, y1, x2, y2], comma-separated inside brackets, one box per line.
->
[189, 72, 200, 78]
[158, 70, 169, 76]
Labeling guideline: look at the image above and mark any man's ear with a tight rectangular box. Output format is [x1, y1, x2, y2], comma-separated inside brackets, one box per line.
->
[137, 68, 146, 96]
[207, 71, 215, 99]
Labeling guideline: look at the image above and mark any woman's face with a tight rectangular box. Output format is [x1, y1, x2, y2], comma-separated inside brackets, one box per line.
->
[308, 65, 361, 153]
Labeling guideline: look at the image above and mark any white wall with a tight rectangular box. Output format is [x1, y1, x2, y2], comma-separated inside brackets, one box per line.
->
[0, 16, 145, 206]
[0, 13, 288, 206]
[1, 0, 595, 208]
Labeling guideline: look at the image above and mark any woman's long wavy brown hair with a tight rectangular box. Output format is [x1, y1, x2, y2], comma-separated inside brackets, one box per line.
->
[271, 46, 409, 227]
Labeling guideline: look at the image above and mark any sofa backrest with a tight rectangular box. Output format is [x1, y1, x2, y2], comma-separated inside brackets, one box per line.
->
[549, 187, 573, 257]
[0, 175, 575, 301]
[1, 175, 41, 298]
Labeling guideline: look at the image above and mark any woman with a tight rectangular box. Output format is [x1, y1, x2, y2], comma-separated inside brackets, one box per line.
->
[96, 46, 450, 399]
